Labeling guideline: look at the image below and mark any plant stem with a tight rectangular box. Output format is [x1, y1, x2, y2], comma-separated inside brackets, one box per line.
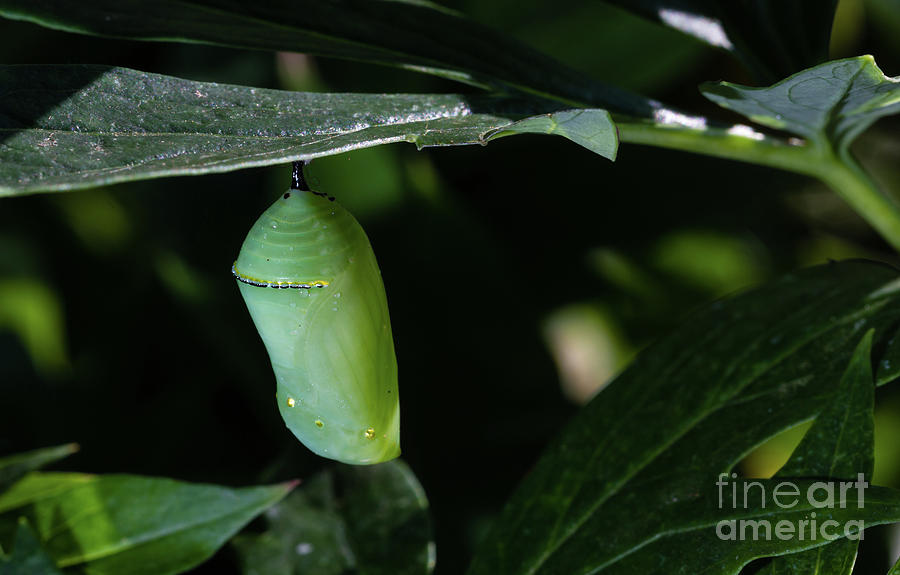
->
[615, 119, 817, 175]
[617, 118, 900, 252]
[818, 152, 900, 253]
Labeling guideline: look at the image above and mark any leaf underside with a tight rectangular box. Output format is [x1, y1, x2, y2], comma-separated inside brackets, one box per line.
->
[701, 56, 900, 155]
[0, 65, 617, 196]
[0, 0, 652, 115]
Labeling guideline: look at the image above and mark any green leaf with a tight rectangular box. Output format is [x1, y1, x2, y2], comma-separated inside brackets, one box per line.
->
[890, 554, 900, 574]
[604, 0, 838, 82]
[0, 472, 296, 575]
[700, 56, 900, 156]
[468, 260, 900, 575]
[758, 329, 874, 575]
[0, 445, 77, 495]
[0, 520, 63, 575]
[233, 459, 433, 575]
[698, 57, 900, 254]
[0, 0, 650, 115]
[483, 109, 618, 161]
[0, 65, 616, 196]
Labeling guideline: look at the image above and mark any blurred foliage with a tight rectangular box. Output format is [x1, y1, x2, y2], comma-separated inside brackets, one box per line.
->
[0, 520, 62, 575]
[542, 303, 634, 404]
[233, 460, 434, 575]
[1, 0, 899, 573]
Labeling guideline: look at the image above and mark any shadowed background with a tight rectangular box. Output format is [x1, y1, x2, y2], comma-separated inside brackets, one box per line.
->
[1, 0, 899, 572]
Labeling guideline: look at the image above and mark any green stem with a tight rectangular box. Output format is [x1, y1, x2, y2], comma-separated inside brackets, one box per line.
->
[818, 152, 900, 253]
[615, 119, 817, 175]
[616, 118, 900, 252]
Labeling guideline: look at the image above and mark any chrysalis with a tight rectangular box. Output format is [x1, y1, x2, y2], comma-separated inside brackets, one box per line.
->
[233, 163, 399, 465]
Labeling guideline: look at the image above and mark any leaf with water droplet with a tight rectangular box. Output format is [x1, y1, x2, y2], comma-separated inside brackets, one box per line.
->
[0, 66, 617, 196]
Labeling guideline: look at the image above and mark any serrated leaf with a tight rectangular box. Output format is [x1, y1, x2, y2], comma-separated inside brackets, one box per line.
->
[0, 445, 77, 495]
[0, 65, 617, 196]
[0, 520, 62, 575]
[233, 459, 433, 575]
[468, 261, 900, 575]
[0, 472, 295, 575]
[604, 0, 838, 82]
[0, 0, 651, 116]
[701, 56, 900, 155]
[758, 329, 874, 575]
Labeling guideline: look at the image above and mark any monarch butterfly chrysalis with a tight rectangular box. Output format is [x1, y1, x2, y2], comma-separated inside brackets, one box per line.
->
[232, 162, 400, 465]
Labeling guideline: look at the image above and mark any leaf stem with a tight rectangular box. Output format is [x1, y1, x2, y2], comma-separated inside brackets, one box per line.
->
[616, 118, 900, 252]
[818, 152, 900, 252]
[615, 119, 817, 175]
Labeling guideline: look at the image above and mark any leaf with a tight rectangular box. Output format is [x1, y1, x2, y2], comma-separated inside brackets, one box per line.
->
[0, 65, 617, 196]
[468, 260, 900, 575]
[233, 459, 434, 575]
[0, 520, 63, 575]
[757, 329, 874, 575]
[0, 0, 651, 116]
[701, 56, 900, 156]
[891, 554, 900, 575]
[0, 445, 77, 495]
[483, 109, 618, 161]
[604, 0, 838, 82]
[698, 57, 900, 254]
[0, 472, 296, 575]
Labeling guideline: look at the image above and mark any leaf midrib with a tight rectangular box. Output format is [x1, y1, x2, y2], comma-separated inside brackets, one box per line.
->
[520, 285, 881, 575]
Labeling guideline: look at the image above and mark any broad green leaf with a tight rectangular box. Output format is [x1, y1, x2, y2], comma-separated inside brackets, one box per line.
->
[233, 459, 434, 575]
[0, 65, 616, 196]
[759, 329, 874, 575]
[890, 554, 900, 574]
[604, 0, 838, 82]
[0, 472, 295, 575]
[468, 260, 900, 575]
[0, 445, 77, 495]
[0, 0, 650, 116]
[701, 56, 900, 156]
[0, 520, 62, 575]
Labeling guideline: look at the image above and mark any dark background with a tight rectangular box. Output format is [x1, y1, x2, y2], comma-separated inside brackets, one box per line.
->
[1, 0, 899, 572]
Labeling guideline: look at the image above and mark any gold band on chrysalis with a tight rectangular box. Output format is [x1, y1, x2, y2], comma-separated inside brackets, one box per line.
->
[232, 263, 330, 289]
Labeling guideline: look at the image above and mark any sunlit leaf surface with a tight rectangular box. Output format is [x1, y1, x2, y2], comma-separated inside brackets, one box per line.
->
[0, 66, 617, 195]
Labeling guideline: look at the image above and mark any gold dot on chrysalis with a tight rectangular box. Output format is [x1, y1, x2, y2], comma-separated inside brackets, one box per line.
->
[315, 419, 324, 428]
[286, 397, 296, 408]
[364, 427, 376, 440]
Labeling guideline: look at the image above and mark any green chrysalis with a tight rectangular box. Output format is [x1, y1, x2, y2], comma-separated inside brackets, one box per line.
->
[233, 166, 399, 465]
